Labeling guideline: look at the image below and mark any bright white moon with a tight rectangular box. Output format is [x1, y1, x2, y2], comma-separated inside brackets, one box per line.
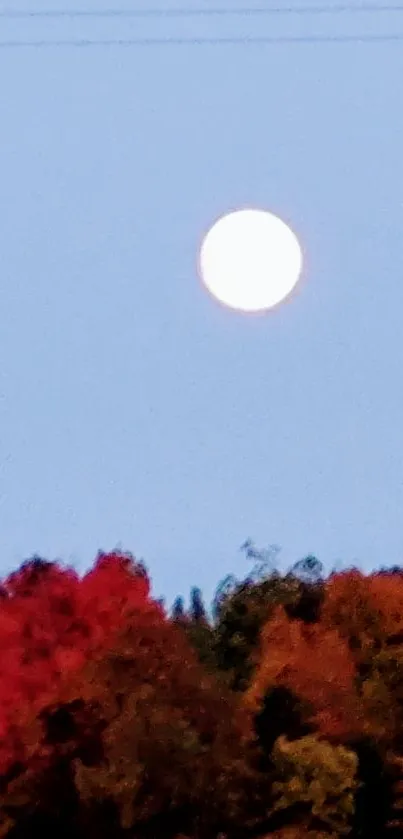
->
[198, 208, 303, 313]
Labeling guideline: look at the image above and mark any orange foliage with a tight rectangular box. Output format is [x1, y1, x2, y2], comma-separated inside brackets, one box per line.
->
[322, 569, 403, 655]
[245, 605, 363, 741]
[366, 572, 403, 641]
[0, 552, 262, 839]
[321, 570, 385, 653]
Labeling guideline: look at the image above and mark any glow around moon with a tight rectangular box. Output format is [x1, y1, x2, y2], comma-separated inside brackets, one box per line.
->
[198, 208, 303, 313]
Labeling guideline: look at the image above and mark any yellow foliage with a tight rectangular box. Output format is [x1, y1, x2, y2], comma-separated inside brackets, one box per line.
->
[270, 734, 359, 835]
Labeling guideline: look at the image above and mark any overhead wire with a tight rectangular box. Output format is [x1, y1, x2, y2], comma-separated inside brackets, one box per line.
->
[0, 3, 401, 47]
[1, 3, 403, 15]
[0, 34, 401, 46]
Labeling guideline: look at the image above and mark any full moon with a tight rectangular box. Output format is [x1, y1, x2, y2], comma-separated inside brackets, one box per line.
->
[198, 208, 303, 313]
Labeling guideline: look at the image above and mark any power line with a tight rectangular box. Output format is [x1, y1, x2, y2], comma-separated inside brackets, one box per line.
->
[1, 3, 403, 16]
[1, 5, 400, 47]
[0, 33, 402, 46]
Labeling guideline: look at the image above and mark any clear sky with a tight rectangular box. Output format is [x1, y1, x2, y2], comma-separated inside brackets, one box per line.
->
[1, 2, 403, 609]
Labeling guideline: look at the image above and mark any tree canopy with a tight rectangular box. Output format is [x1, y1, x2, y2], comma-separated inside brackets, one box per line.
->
[0, 547, 402, 839]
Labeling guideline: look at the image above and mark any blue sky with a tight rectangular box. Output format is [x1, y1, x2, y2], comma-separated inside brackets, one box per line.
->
[1, 2, 403, 609]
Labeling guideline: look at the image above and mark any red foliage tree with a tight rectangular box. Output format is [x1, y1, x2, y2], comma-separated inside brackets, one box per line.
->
[0, 551, 162, 778]
[0, 552, 264, 839]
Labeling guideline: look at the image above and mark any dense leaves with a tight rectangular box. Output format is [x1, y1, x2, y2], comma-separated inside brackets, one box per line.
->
[1, 548, 403, 839]
[0, 551, 158, 778]
[245, 605, 364, 742]
[67, 619, 260, 839]
[270, 735, 358, 835]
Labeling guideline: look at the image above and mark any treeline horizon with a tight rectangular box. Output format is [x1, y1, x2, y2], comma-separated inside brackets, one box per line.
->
[0, 544, 402, 839]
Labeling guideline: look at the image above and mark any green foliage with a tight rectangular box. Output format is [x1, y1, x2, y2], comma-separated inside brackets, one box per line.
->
[271, 735, 359, 835]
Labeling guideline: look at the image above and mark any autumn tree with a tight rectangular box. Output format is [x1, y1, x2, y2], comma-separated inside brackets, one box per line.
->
[66, 619, 265, 839]
[0, 552, 267, 839]
[3, 548, 403, 839]
[269, 734, 358, 836]
[212, 571, 302, 691]
[245, 604, 364, 746]
[211, 549, 325, 693]
[0, 551, 163, 836]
